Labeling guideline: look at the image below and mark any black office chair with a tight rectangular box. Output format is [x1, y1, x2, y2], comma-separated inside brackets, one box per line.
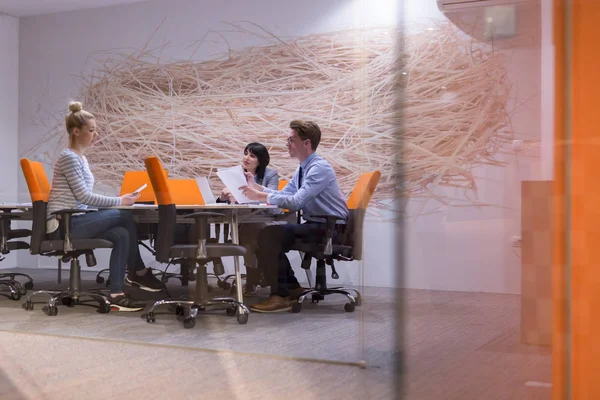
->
[289, 171, 381, 313]
[21, 158, 112, 315]
[0, 209, 33, 300]
[142, 156, 250, 328]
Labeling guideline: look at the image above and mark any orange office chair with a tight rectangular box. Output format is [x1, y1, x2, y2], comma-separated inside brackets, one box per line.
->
[119, 169, 167, 204]
[20, 158, 112, 315]
[151, 178, 214, 287]
[142, 156, 249, 328]
[290, 171, 381, 313]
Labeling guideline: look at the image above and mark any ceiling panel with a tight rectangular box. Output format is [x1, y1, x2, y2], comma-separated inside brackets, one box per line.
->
[0, 0, 149, 17]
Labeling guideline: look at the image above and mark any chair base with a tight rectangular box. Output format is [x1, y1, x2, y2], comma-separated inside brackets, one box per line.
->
[0, 272, 34, 292]
[95, 268, 110, 286]
[0, 280, 25, 300]
[22, 289, 111, 315]
[293, 287, 362, 313]
[142, 297, 250, 328]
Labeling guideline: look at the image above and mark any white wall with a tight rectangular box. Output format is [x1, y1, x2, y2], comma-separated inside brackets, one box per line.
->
[0, 13, 19, 270]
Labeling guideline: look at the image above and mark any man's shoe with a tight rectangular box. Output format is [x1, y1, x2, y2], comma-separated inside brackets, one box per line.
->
[108, 295, 145, 312]
[126, 268, 165, 292]
[249, 295, 292, 313]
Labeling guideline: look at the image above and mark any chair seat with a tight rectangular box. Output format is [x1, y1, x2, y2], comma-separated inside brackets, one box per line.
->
[7, 241, 30, 251]
[40, 239, 113, 253]
[8, 229, 32, 239]
[169, 244, 246, 259]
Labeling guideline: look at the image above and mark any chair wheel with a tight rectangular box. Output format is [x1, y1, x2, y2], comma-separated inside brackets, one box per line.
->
[143, 312, 156, 323]
[291, 302, 302, 313]
[24, 281, 34, 290]
[42, 306, 58, 316]
[226, 307, 237, 316]
[354, 296, 362, 307]
[61, 296, 73, 306]
[96, 276, 105, 284]
[237, 313, 248, 324]
[183, 317, 196, 329]
[175, 305, 185, 316]
[97, 303, 111, 314]
[217, 281, 231, 290]
[22, 301, 34, 311]
[10, 292, 21, 301]
[344, 303, 355, 313]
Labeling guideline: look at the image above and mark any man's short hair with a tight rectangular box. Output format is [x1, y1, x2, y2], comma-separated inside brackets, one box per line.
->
[290, 120, 321, 150]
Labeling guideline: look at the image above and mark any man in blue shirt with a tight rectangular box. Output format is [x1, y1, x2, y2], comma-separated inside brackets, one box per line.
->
[240, 120, 348, 312]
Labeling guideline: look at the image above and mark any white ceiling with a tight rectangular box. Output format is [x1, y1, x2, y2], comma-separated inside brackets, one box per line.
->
[0, 0, 149, 17]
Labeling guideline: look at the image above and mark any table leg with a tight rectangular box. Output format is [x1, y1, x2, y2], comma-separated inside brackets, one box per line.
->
[230, 210, 244, 306]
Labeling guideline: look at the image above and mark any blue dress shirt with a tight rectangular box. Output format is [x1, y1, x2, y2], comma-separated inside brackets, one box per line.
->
[264, 153, 349, 223]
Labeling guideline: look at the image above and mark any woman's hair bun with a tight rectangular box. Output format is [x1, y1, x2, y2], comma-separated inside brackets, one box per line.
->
[68, 101, 83, 113]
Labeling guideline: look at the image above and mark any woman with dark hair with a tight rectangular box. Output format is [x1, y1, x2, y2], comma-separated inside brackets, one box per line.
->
[219, 142, 278, 201]
[218, 142, 279, 295]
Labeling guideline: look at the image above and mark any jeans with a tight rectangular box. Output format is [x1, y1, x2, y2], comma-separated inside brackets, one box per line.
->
[255, 222, 343, 297]
[63, 209, 146, 294]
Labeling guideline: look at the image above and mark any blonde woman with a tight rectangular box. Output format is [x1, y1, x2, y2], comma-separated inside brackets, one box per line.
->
[46, 102, 164, 311]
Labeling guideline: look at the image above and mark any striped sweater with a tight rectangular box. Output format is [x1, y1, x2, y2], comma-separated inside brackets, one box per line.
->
[46, 148, 122, 233]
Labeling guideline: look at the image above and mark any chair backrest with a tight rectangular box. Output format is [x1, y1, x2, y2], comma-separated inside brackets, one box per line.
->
[278, 179, 288, 191]
[20, 158, 52, 254]
[20, 159, 51, 203]
[346, 171, 381, 211]
[120, 170, 168, 204]
[344, 171, 381, 261]
[168, 179, 205, 205]
[144, 156, 177, 263]
[144, 157, 173, 206]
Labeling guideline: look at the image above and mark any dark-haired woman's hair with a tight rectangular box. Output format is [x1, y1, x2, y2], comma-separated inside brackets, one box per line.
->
[244, 142, 270, 181]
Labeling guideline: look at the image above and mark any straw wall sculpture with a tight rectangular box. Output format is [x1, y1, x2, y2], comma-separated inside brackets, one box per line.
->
[23, 21, 512, 209]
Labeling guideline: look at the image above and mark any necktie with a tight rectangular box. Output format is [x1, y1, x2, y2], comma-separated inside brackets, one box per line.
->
[296, 166, 303, 224]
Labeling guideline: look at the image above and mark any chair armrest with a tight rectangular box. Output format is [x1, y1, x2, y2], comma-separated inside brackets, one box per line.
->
[51, 209, 97, 252]
[51, 208, 98, 216]
[305, 214, 345, 223]
[0, 214, 23, 220]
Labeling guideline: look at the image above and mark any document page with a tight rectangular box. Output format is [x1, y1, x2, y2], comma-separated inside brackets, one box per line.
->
[216, 165, 253, 204]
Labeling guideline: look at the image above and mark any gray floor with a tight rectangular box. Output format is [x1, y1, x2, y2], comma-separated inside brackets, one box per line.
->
[0, 268, 551, 399]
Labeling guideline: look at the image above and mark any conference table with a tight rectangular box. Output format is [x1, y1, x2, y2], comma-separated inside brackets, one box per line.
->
[0, 202, 288, 312]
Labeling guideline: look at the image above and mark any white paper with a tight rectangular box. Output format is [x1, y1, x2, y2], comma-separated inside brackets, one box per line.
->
[216, 165, 253, 204]
[195, 176, 217, 204]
